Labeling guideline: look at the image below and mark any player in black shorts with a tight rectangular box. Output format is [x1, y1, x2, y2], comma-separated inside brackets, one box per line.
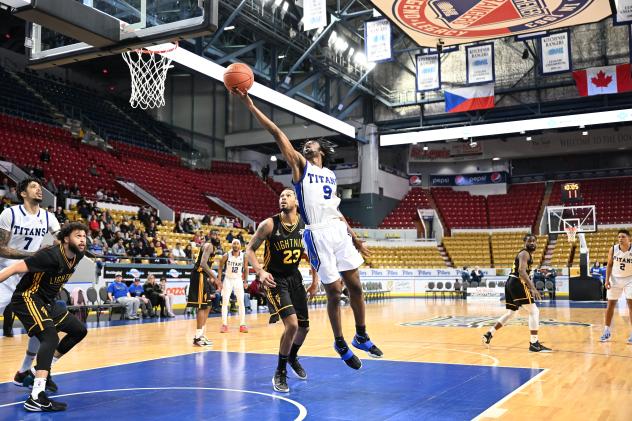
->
[246, 188, 318, 393]
[482, 234, 552, 352]
[187, 240, 219, 346]
[0, 222, 89, 412]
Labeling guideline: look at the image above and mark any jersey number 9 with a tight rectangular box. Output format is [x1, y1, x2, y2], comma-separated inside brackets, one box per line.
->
[323, 185, 332, 199]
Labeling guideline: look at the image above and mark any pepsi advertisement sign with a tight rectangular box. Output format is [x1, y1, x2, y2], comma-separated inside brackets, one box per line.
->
[430, 171, 507, 186]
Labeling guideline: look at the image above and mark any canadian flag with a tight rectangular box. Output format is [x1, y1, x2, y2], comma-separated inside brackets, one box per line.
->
[573, 64, 632, 96]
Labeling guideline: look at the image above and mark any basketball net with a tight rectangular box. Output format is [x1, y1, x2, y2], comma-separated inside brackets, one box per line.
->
[564, 226, 578, 243]
[122, 42, 177, 109]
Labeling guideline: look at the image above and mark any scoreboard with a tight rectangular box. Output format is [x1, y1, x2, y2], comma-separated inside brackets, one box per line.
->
[561, 182, 581, 203]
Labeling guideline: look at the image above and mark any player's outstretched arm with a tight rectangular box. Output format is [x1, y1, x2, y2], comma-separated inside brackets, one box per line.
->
[0, 259, 28, 283]
[605, 246, 614, 289]
[232, 89, 306, 180]
[0, 229, 34, 259]
[245, 219, 275, 287]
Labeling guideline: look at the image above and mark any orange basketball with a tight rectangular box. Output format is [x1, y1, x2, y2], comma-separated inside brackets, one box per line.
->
[223, 63, 254, 92]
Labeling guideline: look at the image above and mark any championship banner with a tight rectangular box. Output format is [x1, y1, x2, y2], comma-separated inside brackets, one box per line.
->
[366, 0, 612, 47]
[540, 31, 571, 75]
[302, 0, 327, 31]
[466, 43, 494, 84]
[415, 53, 441, 91]
[430, 171, 507, 186]
[365, 19, 392, 62]
[614, 0, 632, 24]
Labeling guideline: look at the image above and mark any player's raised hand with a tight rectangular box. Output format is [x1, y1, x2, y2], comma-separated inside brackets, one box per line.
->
[231, 87, 253, 108]
[258, 269, 275, 288]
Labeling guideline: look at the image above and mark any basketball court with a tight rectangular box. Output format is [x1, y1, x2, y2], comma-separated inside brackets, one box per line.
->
[1, 0, 632, 420]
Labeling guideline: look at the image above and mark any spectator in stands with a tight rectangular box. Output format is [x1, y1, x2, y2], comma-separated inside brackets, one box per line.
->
[128, 240, 143, 258]
[46, 177, 58, 195]
[261, 164, 270, 181]
[0, 177, 9, 191]
[471, 267, 484, 285]
[193, 231, 204, 246]
[226, 230, 234, 243]
[70, 182, 81, 198]
[88, 163, 99, 177]
[129, 278, 155, 318]
[246, 224, 254, 235]
[141, 241, 156, 258]
[159, 277, 176, 317]
[5, 186, 18, 203]
[112, 239, 126, 256]
[246, 278, 266, 307]
[461, 267, 471, 283]
[171, 242, 186, 260]
[143, 275, 167, 317]
[107, 274, 140, 319]
[235, 231, 245, 244]
[54, 206, 67, 224]
[95, 189, 104, 201]
[233, 219, 242, 229]
[39, 148, 51, 163]
[160, 249, 176, 264]
[89, 216, 100, 234]
[591, 261, 604, 281]
[212, 215, 223, 226]
[202, 214, 211, 225]
[183, 244, 193, 259]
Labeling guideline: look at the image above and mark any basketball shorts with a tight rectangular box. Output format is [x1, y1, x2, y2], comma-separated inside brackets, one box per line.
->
[0, 273, 22, 313]
[187, 271, 213, 309]
[265, 272, 309, 328]
[607, 275, 632, 300]
[11, 294, 70, 337]
[504, 275, 534, 310]
[303, 220, 364, 285]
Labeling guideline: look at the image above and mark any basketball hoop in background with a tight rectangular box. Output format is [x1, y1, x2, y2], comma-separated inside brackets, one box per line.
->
[564, 225, 578, 243]
[122, 42, 178, 109]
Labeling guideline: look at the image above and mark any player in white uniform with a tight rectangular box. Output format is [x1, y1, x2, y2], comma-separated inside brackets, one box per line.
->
[236, 90, 382, 370]
[218, 239, 249, 333]
[0, 178, 61, 391]
[600, 229, 632, 343]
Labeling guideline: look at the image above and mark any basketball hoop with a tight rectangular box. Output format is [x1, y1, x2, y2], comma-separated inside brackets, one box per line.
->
[122, 42, 178, 109]
[564, 226, 578, 243]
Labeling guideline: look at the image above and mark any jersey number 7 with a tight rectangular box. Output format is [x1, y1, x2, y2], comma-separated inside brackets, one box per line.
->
[23, 236, 33, 250]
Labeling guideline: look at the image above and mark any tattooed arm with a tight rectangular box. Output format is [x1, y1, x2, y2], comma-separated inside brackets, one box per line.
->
[246, 219, 275, 287]
[0, 229, 34, 259]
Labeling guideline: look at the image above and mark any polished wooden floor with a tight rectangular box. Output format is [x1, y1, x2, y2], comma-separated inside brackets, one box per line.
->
[1, 298, 631, 420]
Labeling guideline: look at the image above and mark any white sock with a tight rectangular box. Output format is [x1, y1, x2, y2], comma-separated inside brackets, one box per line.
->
[51, 356, 60, 367]
[20, 351, 37, 373]
[31, 377, 46, 399]
[604, 325, 611, 333]
[530, 334, 538, 344]
[195, 329, 203, 339]
[489, 327, 496, 335]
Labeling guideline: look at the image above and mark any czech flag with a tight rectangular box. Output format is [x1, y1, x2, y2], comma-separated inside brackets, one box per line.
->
[444, 84, 495, 113]
[572, 64, 632, 96]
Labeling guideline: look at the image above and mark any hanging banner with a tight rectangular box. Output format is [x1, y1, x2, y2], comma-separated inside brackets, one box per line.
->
[366, 0, 611, 47]
[415, 53, 441, 92]
[466, 43, 494, 84]
[365, 19, 392, 62]
[540, 31, 571, 75]
[614, 0, 632, 24]
[302, 0, 327, 31]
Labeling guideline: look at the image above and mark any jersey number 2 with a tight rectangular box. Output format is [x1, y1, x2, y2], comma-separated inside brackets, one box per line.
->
[23, 237, 33, 250]
[283, 249, 301, 264]
[621, 263, 626, 271]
